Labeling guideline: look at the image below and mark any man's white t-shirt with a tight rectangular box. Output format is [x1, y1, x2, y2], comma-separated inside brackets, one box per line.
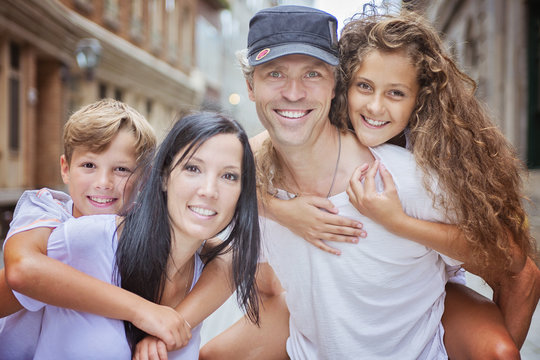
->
[259, 144, 460, 359]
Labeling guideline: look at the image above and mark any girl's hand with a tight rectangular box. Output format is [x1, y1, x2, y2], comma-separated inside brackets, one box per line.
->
[274, 195, 366, 255]
[132, 303, 191, 352]
[347, 160, 407, 232]
[133, 336, 168, 360]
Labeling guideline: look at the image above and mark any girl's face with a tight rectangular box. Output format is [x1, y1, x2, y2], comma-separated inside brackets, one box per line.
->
[347, 49, 419, 147]
[164, 134, 243, 243]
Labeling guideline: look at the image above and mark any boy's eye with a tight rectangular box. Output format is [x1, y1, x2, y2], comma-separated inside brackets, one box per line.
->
[82, 163, 95, 169]
[115, 167, 132, 173]
[222, 172, 239, 181]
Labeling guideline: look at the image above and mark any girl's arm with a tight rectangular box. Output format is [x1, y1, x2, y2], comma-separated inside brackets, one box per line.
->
[261, 195, 366, 255]
[346, 161, 526, 273]
[4, 227, 190, 349]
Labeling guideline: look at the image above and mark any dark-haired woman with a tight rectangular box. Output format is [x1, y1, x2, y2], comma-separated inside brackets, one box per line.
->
[10, 113, 260, 359]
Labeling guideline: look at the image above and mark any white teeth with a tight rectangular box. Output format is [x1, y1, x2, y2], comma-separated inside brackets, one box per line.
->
[89, 196, 114, 204]
[276, 110, 307, 119]
[190, 206, 216, 216]
[365, 117, 388, 127]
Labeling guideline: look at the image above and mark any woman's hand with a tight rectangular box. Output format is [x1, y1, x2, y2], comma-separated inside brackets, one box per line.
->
[347, 160, 407, 233]
[131, 302, 191, 352]
[269, 195, 366, 255]
[133, 336, 168, 360]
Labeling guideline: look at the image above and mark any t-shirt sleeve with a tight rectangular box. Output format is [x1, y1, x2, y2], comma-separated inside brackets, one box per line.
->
[4, 188, 72, 248]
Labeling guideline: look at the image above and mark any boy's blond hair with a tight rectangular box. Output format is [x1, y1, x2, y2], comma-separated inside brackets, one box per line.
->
[63, 98, 156, 164]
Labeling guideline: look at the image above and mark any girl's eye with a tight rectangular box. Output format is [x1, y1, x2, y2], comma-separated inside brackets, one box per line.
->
[82, 163, 95, 169]
[184, 164, 200, 173]
[389, 90, 405, 97]
[222, 172, 239, 181]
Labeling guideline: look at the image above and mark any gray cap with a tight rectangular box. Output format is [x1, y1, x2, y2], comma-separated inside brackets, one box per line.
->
[247, 5, 339, 66]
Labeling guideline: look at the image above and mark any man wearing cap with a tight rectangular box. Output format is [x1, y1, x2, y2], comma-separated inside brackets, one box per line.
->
[199, 5, 462, 359]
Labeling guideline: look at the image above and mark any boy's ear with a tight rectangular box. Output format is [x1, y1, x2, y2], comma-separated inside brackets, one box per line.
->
[60, 155, 70, 185]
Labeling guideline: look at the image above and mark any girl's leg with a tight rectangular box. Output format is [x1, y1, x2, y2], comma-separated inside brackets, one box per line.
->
[199, 292, 290, 360]
[443, 282, 520, 360]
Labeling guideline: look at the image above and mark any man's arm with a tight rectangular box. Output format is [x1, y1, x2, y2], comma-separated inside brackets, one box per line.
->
[199, 263, 289, 360]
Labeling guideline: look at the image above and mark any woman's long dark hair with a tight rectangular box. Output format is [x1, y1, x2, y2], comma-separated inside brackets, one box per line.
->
[114, 112, 260, 350]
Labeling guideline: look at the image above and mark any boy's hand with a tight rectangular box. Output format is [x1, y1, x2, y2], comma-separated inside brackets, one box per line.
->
[133, 336, 168, 360]
[131, 302, 191, 351]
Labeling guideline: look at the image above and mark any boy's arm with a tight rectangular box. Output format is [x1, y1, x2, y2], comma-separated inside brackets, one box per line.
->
[0, 268, 22, 317]
[4, 227, 190, 349]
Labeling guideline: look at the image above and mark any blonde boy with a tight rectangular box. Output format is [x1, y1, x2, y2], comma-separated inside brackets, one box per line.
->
[0, 98, 156, 359]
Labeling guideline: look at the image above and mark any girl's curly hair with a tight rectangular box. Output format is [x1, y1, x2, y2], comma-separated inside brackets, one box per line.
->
[331, 10, 535, 278]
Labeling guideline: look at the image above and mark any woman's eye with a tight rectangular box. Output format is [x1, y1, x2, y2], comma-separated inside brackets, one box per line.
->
[357, 82, 371, 90]
[222, 172, 239, 181]
[269, 71, 281, 78]
[184, 164, 200, 173]
[306, 71, 319, 78]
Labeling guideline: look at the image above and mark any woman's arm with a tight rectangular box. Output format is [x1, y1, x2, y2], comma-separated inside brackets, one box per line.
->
[4, 227, 189, 349]
[346, 161, 526, 272]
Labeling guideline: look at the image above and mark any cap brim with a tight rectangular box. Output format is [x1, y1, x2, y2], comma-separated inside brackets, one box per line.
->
[248, 43, 338, 66]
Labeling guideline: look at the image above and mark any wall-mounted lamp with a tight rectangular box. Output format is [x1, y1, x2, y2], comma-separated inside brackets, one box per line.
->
[75, 38, 102, 80]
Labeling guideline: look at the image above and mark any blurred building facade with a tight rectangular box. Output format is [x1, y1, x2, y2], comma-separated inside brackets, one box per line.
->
[409, 0, 540, 169]
[0, 0, 229, 237]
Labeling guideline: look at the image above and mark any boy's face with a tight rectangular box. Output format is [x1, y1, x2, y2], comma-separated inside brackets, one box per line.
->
[61, 129, 138, 218]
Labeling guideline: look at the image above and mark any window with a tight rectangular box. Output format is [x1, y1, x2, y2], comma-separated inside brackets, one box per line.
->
[8, 42, 21, 152]
[130, 0, 144, 41]
[167, 0, 179, 61]
[149, 0, 163, 51]
[181, 5, 192, 67]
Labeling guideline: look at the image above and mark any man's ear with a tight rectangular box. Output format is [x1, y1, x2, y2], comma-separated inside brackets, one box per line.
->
[60, 155, 70, 185]
[246, 79, 255, 102]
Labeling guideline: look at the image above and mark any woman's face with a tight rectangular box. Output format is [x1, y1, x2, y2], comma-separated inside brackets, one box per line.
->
[347, 49, 419, 147]
[164, 133, 243, 243]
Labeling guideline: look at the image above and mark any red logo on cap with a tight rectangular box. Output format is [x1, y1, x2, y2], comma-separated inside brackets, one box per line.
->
[256, 48, 270, 61]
